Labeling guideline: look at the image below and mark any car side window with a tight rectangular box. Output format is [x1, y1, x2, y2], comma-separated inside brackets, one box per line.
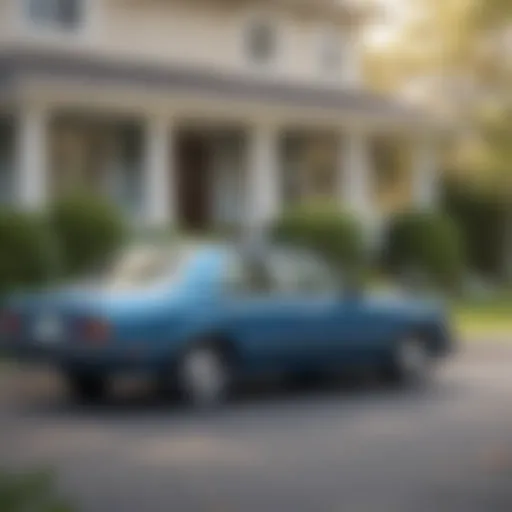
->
[223, 253, 272, 296]
[265, 251, 302, 295]
[266, 250, 337, 296]
[296, 254, 339, 295]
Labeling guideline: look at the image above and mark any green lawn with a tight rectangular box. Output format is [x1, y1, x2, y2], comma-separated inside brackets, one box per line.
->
[369, 279, 512, 341]
[454, 294, 512, 340]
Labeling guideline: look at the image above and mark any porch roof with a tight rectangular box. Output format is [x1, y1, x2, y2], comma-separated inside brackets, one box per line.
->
[0, 49, 430, 126]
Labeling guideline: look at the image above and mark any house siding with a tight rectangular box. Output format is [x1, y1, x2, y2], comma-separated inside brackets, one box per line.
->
[0, 0, 361, 88]
[0, 1, 14, 43]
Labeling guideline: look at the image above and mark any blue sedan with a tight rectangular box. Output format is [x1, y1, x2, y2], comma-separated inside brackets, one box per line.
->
[0, 243, 453, 406]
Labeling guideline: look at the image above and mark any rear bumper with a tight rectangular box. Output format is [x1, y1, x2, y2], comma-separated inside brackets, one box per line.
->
[1, 340, 54, 362]
[0, 338, 175, 374]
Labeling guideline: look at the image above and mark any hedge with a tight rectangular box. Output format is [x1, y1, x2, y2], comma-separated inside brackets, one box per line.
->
[383, 210, 465, 290]
[0, 210, 56, 295]
[443, 179, 509, 279]
[48, 194, 127, 277]
[271, 204, 365, 276]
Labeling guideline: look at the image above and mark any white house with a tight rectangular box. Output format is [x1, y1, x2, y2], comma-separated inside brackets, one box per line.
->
[0, 0, 440, 233]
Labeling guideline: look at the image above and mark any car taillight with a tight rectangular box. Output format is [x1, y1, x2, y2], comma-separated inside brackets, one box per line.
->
[78, 318, 110, 345]
[0, 311, 20, 335]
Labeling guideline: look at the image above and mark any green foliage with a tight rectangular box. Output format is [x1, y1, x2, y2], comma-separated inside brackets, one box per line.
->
[0, 469, 74, 512]
[443, 179, 508, 278]
[0, 211, 56, 296]
[383, 210, 465, 290]
[49, 194, 126, 277]
[271, 204, 365, 274]
[474, 0, 512, 30]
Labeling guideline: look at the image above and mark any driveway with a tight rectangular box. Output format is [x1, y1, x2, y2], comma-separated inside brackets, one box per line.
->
[1, 343, 512, 512]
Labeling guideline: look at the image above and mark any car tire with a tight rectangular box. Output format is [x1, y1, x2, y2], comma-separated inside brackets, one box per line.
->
[64, 372, 108, 403]
[385, 336, 432, 386]
[177, 343, 231, 408]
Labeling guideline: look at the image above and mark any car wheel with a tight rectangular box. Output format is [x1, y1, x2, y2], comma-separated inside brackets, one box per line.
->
[387, 336, 432, 385]
[64, 372, 108, 403]
[177, 344, 231, 408]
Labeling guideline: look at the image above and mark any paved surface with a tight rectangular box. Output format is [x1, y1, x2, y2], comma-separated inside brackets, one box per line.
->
[1, 345, 512, 512]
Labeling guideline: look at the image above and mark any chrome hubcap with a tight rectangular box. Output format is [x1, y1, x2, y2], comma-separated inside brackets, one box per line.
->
[180, 348, 226, 405]
[399, 339, 429, 378]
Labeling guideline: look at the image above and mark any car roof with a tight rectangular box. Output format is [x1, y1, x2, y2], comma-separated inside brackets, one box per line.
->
[124, 239, 319, 265]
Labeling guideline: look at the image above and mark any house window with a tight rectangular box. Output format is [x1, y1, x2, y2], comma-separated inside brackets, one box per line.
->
[25, 0, 82, 30]
[319, 27, 343, 72]
[0, 118, 15, 206]
[245, 18, 278, 64]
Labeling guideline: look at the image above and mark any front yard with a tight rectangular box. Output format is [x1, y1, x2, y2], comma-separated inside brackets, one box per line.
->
[454, 294, 512, 340]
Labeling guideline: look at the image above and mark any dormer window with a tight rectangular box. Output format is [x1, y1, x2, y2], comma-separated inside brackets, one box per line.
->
[245, 18, 278, 64]
[25, 0, 82, 30]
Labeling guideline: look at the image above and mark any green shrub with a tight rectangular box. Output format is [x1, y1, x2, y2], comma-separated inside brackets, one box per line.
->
[0, 210, 56, 296]
[49, 194, 126, 277]
[442, 179, 508, 279]
[271, 204, 365, 274]
[383, 210, 465, 290]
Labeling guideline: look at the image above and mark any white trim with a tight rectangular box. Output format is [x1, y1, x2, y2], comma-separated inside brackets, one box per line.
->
[412, 134, 439, 210]
[143, 115, 176, 226]
[246, 121, 281, 229]
[340, 128, 374, 221]
[211, 135, 244, 228]
[18, 77, 431, 134]
[16, 103, 49, 210]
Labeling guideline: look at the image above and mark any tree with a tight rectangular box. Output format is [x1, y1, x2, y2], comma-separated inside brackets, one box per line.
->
[367, 0, 512, 279]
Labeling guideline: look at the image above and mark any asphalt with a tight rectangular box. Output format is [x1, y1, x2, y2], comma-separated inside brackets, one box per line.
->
[1, 344, 512, 512]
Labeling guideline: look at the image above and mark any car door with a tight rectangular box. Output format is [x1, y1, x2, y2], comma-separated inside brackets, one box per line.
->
[221, 250, 313, 372]
[272, 251, 348, 367]
[314, 294, 380, 366]
[267, 251, 382, 368]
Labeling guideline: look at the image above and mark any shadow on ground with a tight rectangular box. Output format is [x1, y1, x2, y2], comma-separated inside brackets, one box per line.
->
[9, 366, 467, 423]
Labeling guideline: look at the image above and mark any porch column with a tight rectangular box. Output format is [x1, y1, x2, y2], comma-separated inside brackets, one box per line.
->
[143, 115, 176, 227]
[412, 134, 439, 210]
[16, 104, 49, 210]
[340, 128, 374, 222]
[246, 122, 280, 231]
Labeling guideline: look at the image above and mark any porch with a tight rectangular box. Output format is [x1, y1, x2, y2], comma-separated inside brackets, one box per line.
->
[0, 107, 439, 234]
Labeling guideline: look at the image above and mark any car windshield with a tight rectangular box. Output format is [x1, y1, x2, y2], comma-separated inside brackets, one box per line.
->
[100, 245, 192, 292]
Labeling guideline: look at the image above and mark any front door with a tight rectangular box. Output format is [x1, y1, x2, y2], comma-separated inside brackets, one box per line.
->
[176, 132, 211, 233]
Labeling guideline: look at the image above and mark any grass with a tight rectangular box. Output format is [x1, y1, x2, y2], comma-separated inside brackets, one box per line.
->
[453, 293, 512, 340]
[369, 278, 512, 341]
